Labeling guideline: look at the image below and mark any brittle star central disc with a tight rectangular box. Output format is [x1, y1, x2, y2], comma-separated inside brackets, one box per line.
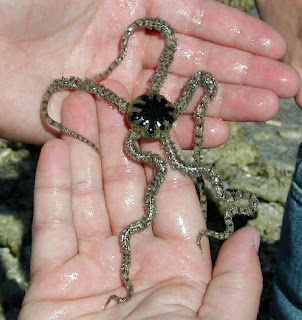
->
[126, 93, 176, 139]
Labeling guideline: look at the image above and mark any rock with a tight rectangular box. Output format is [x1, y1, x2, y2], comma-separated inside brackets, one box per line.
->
[0, 212, 32, 257]
[0, 139, 30, 180]
[200, 98, 302, 242]
[199, 98, 301, 319]
[249, 202, 284, 243]
[0, 142, 38, 318]
[217, 0, 255, 12]
[0, 248, 28, 309]
[0, 304, 5, 320]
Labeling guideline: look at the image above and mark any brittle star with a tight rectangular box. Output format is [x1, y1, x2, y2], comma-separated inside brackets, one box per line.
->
[41, 17, 258, 308]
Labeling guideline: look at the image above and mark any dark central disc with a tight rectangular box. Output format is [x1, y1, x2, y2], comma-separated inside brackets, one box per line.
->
[126, 93, 176, 139]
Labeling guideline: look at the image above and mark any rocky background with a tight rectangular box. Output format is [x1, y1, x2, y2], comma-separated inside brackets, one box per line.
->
[0, 1, 301, 319]
[201, 97, 301, 319]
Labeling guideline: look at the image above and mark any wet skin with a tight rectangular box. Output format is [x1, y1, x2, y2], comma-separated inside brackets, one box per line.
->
[40, 17, 258, 306]
[15, 1, 300, 319]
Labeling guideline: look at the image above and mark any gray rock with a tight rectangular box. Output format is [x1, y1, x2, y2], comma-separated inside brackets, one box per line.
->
[0, 248, 28, 311]
[0, 248, 28, 290]
[0, 213, 29, 257]
[0, 304, 5, 320]
[201, 98, 301, 244]
[249, 202, 284, 243]
[217, 0, 255, 12]
[0, 139, 30, 180]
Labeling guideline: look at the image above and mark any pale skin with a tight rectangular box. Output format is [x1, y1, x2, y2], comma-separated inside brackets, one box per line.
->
[4, 0, 298, 319]
[256, 0, 302, 109]
[0, 0, 300, 146]
[19, 90, 263, 319]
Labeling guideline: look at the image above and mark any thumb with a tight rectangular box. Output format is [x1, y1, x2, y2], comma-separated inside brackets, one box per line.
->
[198, 226, 263, 320]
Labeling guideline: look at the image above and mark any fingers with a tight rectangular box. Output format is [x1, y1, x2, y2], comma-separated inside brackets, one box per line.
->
[96, 80, 151, 236]
[137, 70, 280, 121]
[60, 91, 111, 243]
[143, 33, 300, 98]
[32, 139, 77, 274]
[149, 0, 286, 58]
[140, 130, 208, 242]
[198, 226, 263, 319]
[174, 115, 230, 149]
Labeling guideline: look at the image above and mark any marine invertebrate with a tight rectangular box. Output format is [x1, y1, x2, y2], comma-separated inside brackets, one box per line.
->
[41, 17, 258, 307]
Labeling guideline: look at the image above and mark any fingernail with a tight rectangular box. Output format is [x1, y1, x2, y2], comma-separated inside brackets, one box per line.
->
[253, 231, 261, 252]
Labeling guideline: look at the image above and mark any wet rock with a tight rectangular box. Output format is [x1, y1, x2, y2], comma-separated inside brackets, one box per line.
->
[201, 98, 301, 243]
[0, 141, 37, 213]
[186, 97, 301, 320]
[249, 202, 284, 243]
[198, 98, 301, 320]
[0, 304, 5, 320]
[0, 247, 28, 289]
[0, 248, 28, 313]
[0, 139, 30, 180]
[0, 142, 38, 319]
[217, 0, 255, 12]
[0, 212, 32, 257]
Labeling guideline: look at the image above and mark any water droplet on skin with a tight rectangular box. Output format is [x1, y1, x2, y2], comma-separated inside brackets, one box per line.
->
[84, 202, 94, 217]
[51, 186, 64, 216]
[128, 0, 140, 15]
[48, 306, 68, 319]
[177, 254, 193, 279]
[247, 37, 255, 45]
[177, 298, 185, 304]
[176, 47, 194, 60]
[117, 0, 139, 15]
[193, 50, 206, 66]
[260, 38, 272, 48]
[122, 190, 135, 208]
[230, 25, 241, 35]
[177, 7, 205, 28]
[280, 77, 289, 83]
[233, 63, 248, 75]
[172, 176, 178, 186]
[122, 154, 132, 166]
[58, 272, 79, 292]
[175, 215, 191, 239]
[86, 163, 94, 187]
[213, 94, 222, 106]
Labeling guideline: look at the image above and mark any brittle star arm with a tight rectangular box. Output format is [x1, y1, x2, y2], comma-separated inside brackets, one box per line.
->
[175, 70, 217, 160]
[105, 130, 168, 307]
[161, 135, 258, 250]
[175, 71, 218, 219]
[41, 77, 130, 153]
[94, 17, 177, 94]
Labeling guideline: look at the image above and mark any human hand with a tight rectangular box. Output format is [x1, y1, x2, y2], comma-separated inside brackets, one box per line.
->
[255, 0, 302, 109]
[0, 0, 299, 145]
[19, 90, 262, 319]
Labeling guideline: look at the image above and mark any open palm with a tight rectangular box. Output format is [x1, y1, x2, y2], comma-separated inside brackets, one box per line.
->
[19, 90, 262, 319]
[8, 0, 298, 319]
[0, 0, 299, 146]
